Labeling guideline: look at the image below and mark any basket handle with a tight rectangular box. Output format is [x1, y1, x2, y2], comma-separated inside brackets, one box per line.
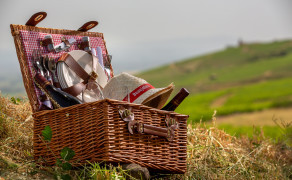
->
[25, 12, 47, 26]
[118, 106, 178, 141]
[77, 21, 99, 32]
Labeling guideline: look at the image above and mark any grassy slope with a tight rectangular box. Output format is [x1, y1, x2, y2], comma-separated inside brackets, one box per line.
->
[176, 77, 292, 122]
[137, 40, 292, 123]
[138, 40, 292, 93]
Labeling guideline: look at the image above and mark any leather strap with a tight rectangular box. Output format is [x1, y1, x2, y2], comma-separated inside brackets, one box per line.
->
[58, 53, 91, 83]
[78, 21, 99, 32]
[53, 81, 61, 89]
[25, 12, 47, 26]
[143, 124, 168, 133]
[58, 52, 99, 97]
[78, 41, 90, 51]
[63, 82, 86, 97]
[40, 37, 53, 47]
[133, 121, 175, 141]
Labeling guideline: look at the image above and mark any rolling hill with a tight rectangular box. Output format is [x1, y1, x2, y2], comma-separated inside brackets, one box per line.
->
[137, 40, 292, 122]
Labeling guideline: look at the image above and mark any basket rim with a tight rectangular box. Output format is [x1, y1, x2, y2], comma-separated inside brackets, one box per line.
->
[33, 98, 189, 118]
[10, 24, 105, 37]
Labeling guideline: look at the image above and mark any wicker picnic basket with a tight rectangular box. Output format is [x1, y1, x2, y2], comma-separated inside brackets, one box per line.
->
[10, 12, 188, 173]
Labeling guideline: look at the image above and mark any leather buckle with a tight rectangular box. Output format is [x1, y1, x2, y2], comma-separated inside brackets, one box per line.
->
[165, 115, 178, 130]
[54, 37, 71, 52]
[61, 37, 71, 51]
[78, 36, 91, 52]
[89, 71, 98, 81]
[40, 35, 55, 52]
[166, 127, 175, 141]
[118, 106, 136, 134]
[118, 106, 134, 122]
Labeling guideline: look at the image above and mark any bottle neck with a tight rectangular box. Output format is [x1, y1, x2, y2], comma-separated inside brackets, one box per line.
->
[34, 73, 51, 89]
[172, 88, 189, 104]
[162, 88, 189, 111]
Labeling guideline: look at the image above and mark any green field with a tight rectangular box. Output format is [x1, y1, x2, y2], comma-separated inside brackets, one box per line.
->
[137, 40, 292, 140]
[139, 40, 292, 93]
[217, 124, 292, 142]
[137, 40, 292, 122]
[175, 77, 292, 122]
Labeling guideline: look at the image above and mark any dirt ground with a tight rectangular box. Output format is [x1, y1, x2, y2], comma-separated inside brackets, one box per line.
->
[215, 107, 292, 126]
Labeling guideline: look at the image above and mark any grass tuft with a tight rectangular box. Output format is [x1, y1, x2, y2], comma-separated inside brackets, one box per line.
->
[185, 119, 292, 179]
[0, 93, 33, 161]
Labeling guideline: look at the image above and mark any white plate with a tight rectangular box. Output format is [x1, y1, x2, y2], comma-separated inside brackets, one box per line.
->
[57, 63, 67, 88]
[57, 50, 108, 100]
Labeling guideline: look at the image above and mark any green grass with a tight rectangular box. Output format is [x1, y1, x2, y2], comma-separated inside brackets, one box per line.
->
[137, 40, 292, 94]
[175, 77, 292, 122]
[217, 124, 290, 142]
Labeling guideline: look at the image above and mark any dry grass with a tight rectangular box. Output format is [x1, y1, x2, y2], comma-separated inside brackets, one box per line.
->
[215, 107, 292, 126]
[185, 112, 292, 179]
[0, 94, 33, 162]
[0, 95, 291, 179]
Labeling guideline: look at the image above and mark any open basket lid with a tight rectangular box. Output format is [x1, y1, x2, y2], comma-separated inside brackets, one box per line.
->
[10, 12, 114, 112]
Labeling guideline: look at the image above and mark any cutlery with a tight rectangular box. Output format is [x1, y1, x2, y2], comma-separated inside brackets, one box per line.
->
[31, 49, 53, 110]
[103, 54, 112, 80]
[32, 49, 44, 76]
[42, 55, 52, 82]
[48, 57, 61, 88]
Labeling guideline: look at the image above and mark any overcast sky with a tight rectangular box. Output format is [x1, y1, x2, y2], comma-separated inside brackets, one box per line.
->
[0, 0, 292, 75]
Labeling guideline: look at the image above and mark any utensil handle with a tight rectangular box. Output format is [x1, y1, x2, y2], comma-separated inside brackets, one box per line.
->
[25, 12, 47, 26]
[78, 21, 98, 32]
[52, 75, 61, 89]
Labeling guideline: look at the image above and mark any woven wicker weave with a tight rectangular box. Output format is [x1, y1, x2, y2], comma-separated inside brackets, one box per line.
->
[10, 23, 188, 173]
[33, 99, 188, 173]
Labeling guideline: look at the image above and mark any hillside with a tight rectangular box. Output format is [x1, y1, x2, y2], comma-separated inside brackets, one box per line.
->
[137, 40, 292, 122]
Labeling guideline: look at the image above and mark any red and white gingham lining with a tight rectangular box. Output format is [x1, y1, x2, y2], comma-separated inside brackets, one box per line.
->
[19, 30, 108, 105]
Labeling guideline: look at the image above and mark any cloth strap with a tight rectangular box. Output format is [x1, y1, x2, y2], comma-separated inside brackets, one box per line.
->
[122, 83, 154, 103]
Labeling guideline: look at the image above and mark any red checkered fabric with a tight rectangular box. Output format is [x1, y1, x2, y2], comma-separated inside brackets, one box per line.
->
[19, 30, 108, 104]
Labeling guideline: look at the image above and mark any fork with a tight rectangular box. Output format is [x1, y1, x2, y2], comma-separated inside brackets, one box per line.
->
[42, 55, 52, 82]
[48, 57, 61, 88]
[32, 49, 44, 76]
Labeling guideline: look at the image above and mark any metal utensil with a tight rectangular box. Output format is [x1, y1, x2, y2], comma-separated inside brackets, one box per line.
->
[48, 57, 60, 88]
[42, 55, 51, 80]
[31, 49, 53, 109]
[37, 49, 45, 76]
[31, 49, 38, 72]
[32, 49, 44, 76]
[103, 54, 112, 80]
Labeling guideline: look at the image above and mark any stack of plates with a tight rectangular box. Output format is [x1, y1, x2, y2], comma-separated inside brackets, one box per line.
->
[57, 50, 108, 100]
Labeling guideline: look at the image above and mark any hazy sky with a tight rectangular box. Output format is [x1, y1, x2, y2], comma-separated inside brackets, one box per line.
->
[0, 0, 292, 75]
